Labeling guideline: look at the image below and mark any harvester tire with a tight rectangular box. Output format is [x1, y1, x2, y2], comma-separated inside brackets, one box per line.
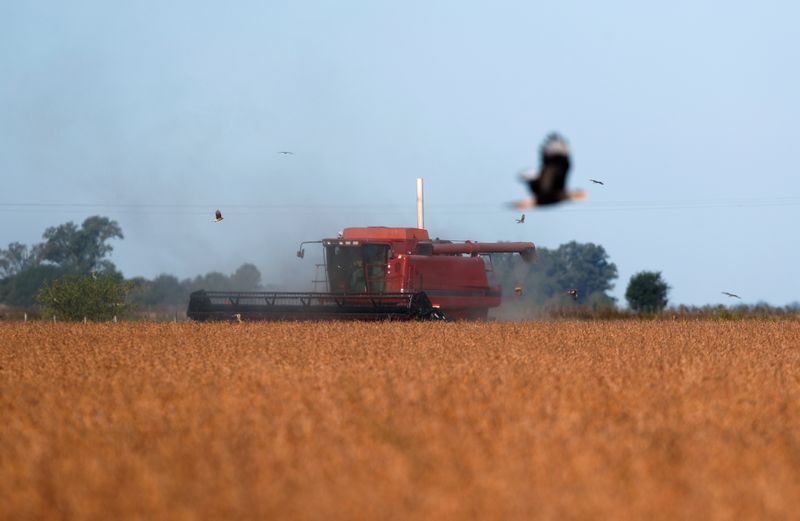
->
[429, 310, 447, 321]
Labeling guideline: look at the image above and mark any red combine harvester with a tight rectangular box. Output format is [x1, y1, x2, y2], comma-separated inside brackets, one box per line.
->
[187, 226, 534, 321]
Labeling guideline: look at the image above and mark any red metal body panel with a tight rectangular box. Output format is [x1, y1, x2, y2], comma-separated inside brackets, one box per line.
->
[401, 255, 500, 319]
[342, 227, 430, 241]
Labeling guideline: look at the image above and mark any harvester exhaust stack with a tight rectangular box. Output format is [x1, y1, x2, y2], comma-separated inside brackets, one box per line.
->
[416, 177, 424, 229]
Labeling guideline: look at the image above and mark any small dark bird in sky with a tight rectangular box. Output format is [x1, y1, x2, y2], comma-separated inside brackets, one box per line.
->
[213, 210, 223, 222]
[516, 214, 525, 224]
[513, 133, 586, 209]
[722, 291, 741, 299]
[590, 179, 604, 185]
[567, 288, 578, 300]
[278, 151, 294, 155]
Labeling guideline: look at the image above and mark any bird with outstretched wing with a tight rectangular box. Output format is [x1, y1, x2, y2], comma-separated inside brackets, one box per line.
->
[513, 133, 586, 209]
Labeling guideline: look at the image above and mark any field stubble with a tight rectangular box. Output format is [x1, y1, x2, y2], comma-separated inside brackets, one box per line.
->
[1, 321, 800, 520]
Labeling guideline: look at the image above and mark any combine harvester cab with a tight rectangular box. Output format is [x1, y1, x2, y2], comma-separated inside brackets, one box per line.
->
[187, 227, 534, 322]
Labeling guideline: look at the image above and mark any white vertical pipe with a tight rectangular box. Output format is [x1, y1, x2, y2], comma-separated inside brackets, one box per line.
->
[416, 177, 424, 229]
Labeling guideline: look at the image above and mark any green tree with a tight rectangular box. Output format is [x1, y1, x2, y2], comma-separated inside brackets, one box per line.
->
[189, 271, 229, 292]
[0, 241, 41, 278]
[39, 216, 123, 274]
[230, 263, 262, 290]
[129, 274, 188, 307]
[625, 271, 670, 312]
[549, 241, 618, 305]
[0, 265, 68, 307]
[36, 273, 133, 321]
[493, 241, 618, 306]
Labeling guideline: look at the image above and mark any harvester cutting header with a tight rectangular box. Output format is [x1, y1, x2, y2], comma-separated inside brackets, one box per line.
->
[188, 179, 535, 321]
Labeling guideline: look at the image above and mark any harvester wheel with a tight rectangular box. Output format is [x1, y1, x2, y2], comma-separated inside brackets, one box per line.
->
[429, 310, 447, 321]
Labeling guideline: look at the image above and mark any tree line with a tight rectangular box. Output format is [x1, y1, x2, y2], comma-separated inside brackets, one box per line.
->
[0, 216, 124, 307]
[1, 215, 676, 319]
[0, 216, 271, 315]
[128, 263, 268, 308]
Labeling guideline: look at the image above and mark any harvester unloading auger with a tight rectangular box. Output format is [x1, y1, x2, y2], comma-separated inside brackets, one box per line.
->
[187, 178, 535, 321]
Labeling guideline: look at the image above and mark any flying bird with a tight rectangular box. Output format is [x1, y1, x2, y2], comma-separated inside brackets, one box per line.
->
[213, 210, 223, 222]
[277, 151, 294, 155]
[567, 288, 578, 300]
[590, 179, 604, 185]
[516, 214, 525, 224]
[513, 133, 586, 209]
[721, 291, 741, 299]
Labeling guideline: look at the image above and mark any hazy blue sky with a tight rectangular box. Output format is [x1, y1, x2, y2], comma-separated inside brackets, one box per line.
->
[1, 1, 798, 306]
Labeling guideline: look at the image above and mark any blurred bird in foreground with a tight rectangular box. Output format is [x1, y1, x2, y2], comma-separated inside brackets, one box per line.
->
[513, 133, 586, 209]
[516, 214, 525, 224]
[722, 291, 741, 299]
[213, 210, 223, 222]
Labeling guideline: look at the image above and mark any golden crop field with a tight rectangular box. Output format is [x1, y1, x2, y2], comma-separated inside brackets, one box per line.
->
[2, 320, 800, 520]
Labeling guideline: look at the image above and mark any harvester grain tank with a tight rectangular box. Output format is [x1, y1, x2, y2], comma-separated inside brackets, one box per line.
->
[187, 226, 534, 321]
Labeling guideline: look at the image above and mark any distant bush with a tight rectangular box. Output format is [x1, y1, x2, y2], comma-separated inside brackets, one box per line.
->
[626, 271, 670, 313]
[36, 273, 133, 321]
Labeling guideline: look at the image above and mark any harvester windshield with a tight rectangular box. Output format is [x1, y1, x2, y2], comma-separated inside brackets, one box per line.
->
[326, 243, 389, 293]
